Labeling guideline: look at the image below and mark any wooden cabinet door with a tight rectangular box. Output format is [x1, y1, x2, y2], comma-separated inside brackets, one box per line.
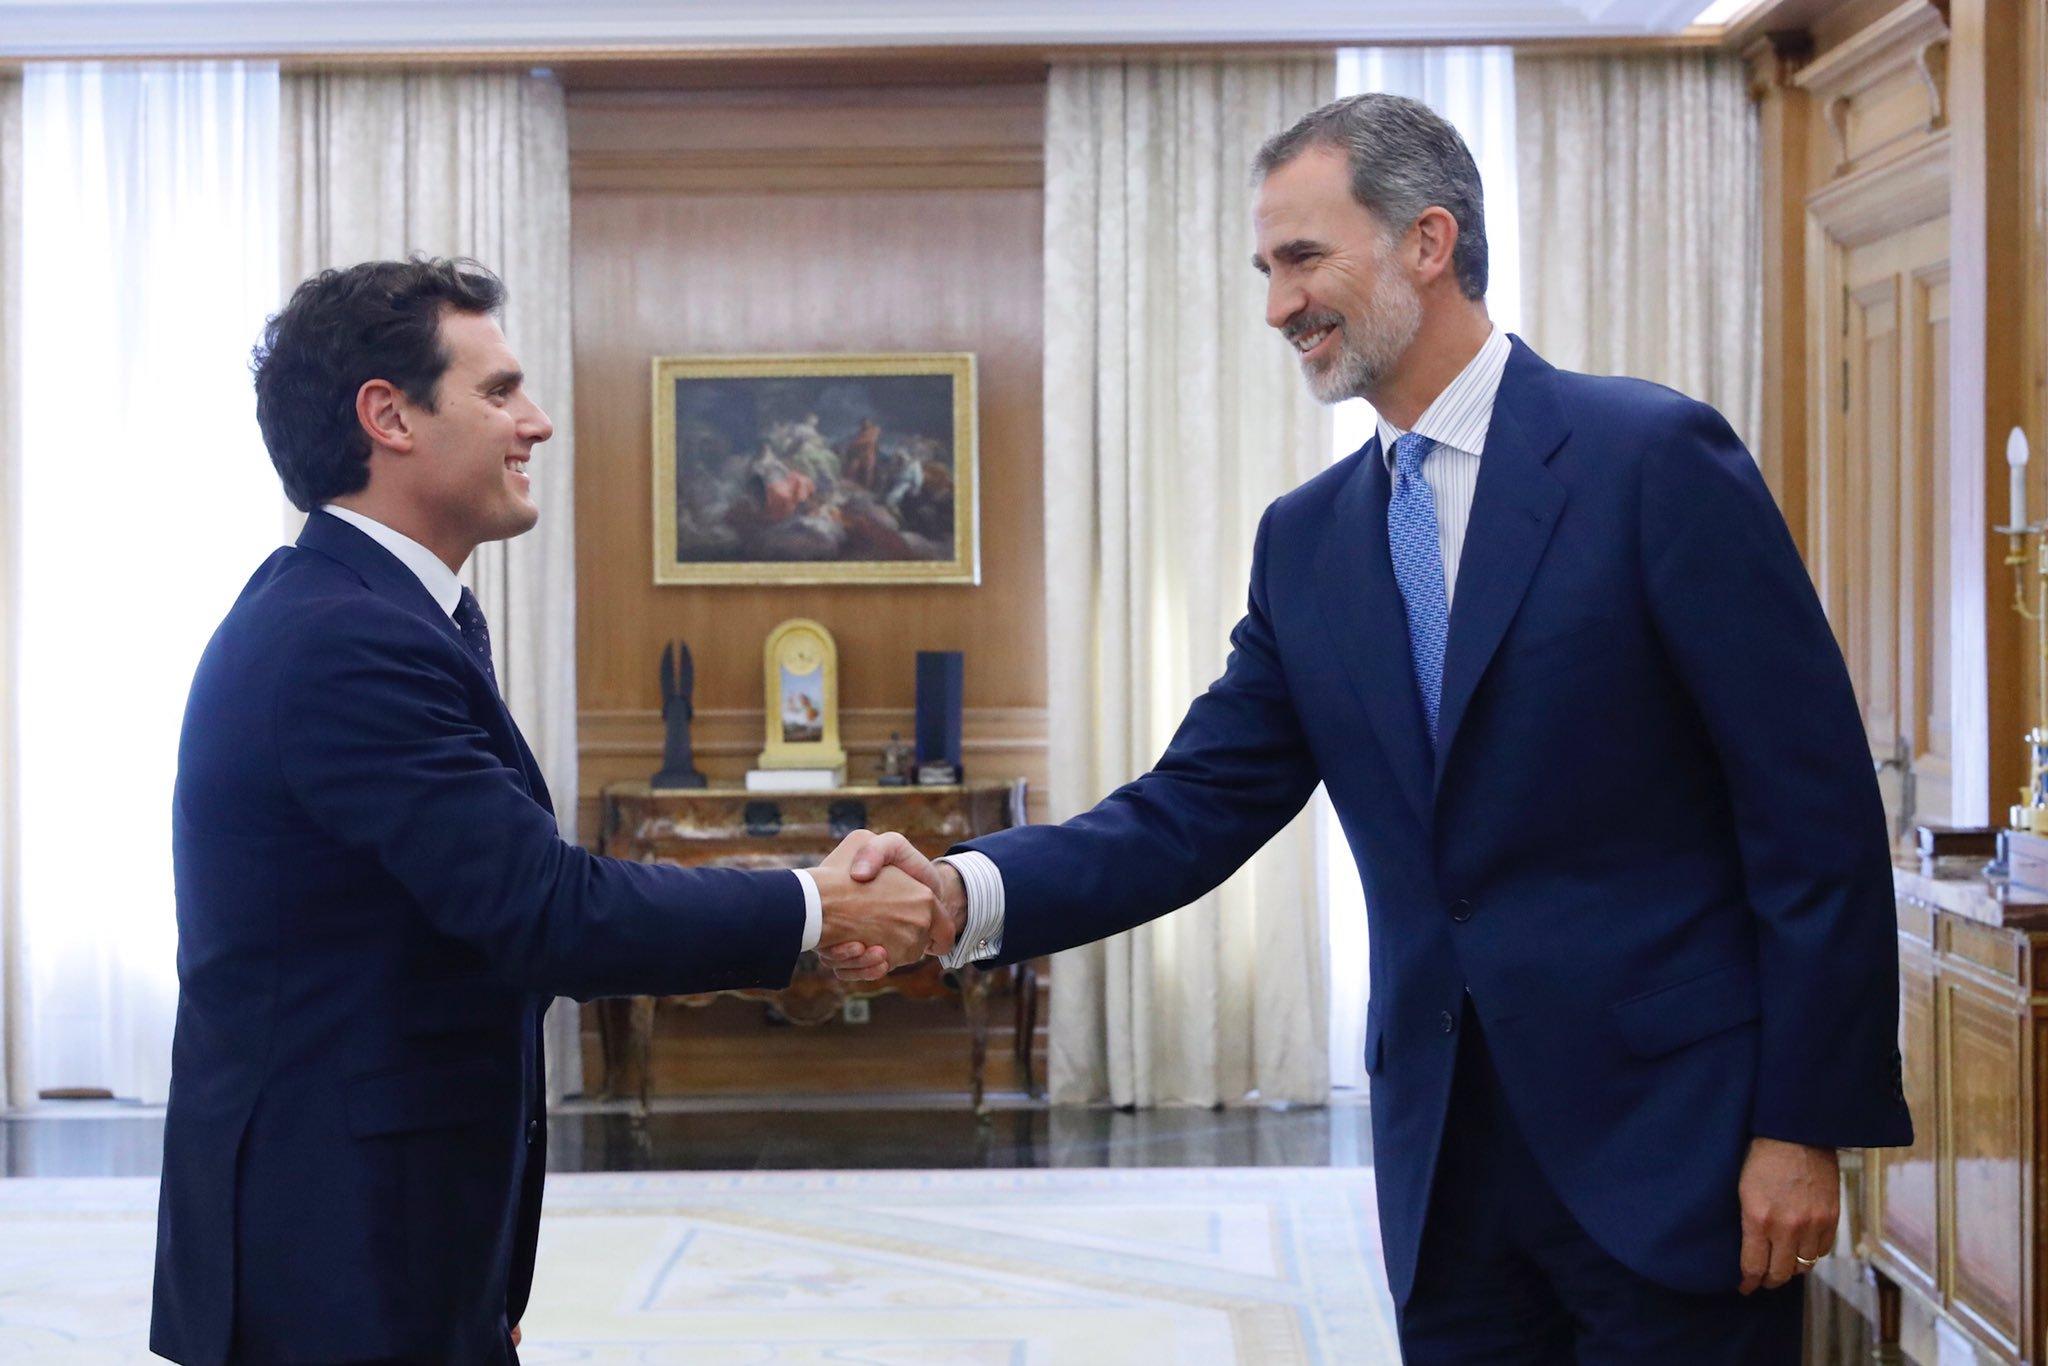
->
[1868, 919, 1940, 1295]
[1937, 936, 2028, 1359]
[1811, 192, 1954, 835]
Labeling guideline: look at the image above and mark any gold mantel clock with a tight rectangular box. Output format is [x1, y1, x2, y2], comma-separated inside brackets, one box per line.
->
[758, 618, 846, 774]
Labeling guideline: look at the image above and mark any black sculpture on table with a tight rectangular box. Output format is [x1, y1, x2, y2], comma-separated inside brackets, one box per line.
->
[651, 640, 708, 789]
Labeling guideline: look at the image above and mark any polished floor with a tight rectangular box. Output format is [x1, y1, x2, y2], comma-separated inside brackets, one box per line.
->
[0, 1097, 1369, 1179]
[0, 1099, 1932, 1363]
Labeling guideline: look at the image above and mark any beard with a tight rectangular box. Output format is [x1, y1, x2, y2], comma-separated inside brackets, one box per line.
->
[1287, 264, 1423, 406]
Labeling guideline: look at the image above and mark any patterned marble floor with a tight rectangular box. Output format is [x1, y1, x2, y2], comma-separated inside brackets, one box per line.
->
[0, 1167, 1399, 1363]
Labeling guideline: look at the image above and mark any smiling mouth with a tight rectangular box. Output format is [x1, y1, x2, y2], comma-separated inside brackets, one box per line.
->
[1291, 324, 1338, 360]
[505, 456, 530, 475]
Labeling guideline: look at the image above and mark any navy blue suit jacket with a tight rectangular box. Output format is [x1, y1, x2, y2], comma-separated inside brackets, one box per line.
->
[151, 511, 805, 1364]
[963, 339, 1913, 1305]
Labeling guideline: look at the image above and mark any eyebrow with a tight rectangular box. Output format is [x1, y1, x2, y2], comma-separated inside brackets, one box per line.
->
[479, 368, 523, 393]
[1257, 239, 1323, 273]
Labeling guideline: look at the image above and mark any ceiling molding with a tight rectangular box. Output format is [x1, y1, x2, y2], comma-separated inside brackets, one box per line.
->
[0, 0, 1730, 60]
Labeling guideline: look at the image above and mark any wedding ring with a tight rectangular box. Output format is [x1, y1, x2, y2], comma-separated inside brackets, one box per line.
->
[1794, 1255, 1819, 1269]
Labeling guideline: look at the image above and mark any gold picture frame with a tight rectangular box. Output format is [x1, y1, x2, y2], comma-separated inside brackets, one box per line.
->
[652, 352, 979, 586]
[758, 618, 847, 772]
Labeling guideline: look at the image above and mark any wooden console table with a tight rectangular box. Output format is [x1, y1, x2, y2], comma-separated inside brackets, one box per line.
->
[1866, 858, 2047, 1364]
[596, 779, 1033, 1113]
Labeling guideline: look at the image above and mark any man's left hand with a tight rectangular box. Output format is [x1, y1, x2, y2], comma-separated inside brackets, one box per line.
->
[1737, 1137, 1838, 1294]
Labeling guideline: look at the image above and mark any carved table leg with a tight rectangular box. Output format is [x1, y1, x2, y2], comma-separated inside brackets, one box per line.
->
[1870, 1268, 1904, 1365]
[1013, 960, 1040, 1097]
[594, 998, 623, 1101]
[961, 965, 991, 1119]
[631, 995, 657, 1115]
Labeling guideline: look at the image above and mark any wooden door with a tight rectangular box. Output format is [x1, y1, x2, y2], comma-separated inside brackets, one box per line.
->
[1812, 187, 1954, 837]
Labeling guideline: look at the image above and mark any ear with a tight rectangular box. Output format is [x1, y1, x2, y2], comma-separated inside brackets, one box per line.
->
[356, 378, 416, 456]
[1409, 205, 1460, 288]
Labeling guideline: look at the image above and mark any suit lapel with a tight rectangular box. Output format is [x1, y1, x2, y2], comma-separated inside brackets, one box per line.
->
[1432, 340, 1571, 791]
[1313, 438, 1435, 830]
[297, 512, 541, 804]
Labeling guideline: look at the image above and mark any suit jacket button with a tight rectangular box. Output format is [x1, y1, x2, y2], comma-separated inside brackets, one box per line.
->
[526, 1119, 542, 1146]
[1449, 899, 1473, 922]
[1440, 1010, 1457, 1035]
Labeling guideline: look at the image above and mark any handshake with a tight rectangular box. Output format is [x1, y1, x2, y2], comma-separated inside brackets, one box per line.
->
[803, 830, 969, 982]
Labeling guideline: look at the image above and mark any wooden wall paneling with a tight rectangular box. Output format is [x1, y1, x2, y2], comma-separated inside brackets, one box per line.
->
[1804, 132, 1952, 833]
[1851, 274, 1903, 794]
[2022, 0, 2048, 804]
[1939, 965, 2027, 1357]
[1870, 919, 1940, 1295]
[1747, 32, 1814, 533]
[1910, 266, 1955, 822]
[568, 83, 1049, 839]
[1948, 0, 2028, 823]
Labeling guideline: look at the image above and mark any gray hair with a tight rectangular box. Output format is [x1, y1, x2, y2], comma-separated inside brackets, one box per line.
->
[1252, 93, 1488, 301]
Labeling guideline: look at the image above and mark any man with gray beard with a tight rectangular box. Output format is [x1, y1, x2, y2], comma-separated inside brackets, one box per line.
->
[829, 93, 1911, 1362]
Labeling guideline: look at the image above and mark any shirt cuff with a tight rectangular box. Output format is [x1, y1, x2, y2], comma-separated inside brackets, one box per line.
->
[791, 869, 822, 952]
[937, 850, 1005, 969]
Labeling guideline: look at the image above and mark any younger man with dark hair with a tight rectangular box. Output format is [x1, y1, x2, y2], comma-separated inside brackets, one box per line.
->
[150, 257, 948, 1364]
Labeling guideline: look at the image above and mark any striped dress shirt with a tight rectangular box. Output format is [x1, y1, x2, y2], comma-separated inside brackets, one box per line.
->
[936, 325, 1515, 968]
[1372, 323, 1511, 608]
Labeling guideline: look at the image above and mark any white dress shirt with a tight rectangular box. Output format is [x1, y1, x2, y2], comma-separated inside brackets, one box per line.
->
[937, 326, 1514, 969]
[319, 504, 825, 951]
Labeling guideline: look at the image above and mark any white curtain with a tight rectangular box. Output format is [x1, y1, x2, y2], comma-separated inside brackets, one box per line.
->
[0, 73, 25, 1110]
[1042, 57, 1335, 1107]
[1515, 51, 1761, 446]
[17, 64, 282, 1103]
[1322, 46, 1519, 1091]
[281, 69, 582, 1099]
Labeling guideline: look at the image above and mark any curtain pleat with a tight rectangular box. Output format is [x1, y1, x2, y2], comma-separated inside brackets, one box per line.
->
[1042, 57, 1335, 1107]
[1515, 52, 1762, 448]
[0, 73, 24, 1110]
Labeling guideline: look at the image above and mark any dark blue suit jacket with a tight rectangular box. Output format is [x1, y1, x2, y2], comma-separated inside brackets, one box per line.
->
[963, 339, 1913, 1305]
[151, 511, 804, 1364]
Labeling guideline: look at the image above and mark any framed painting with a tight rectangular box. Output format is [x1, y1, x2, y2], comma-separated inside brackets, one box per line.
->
[651, 352, 979, 585]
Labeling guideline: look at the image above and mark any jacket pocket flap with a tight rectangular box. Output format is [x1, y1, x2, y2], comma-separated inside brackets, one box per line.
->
[398, 975, 516, 1038]
[1609, 960, 1761, 1059]
[346, 1059, 510, 1138]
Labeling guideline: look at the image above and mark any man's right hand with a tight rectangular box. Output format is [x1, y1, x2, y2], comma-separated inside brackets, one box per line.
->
[807, 830, 953, 970]
[816, 831, 969, 982]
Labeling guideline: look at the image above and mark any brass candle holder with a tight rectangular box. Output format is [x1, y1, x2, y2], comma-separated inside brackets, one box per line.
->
[1995, 516, 2048, 835]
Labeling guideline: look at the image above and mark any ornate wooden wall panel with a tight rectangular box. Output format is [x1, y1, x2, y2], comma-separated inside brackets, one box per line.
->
[1872, 919, 1941, 1294]
[565, 82, 1050, 841]
[1941, 967, 2027, 1356]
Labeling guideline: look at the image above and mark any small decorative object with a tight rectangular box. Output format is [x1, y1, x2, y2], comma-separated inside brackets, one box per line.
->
[877, 731, 915, 786]
[914, 650, 964, 785]
[650, 640, 707, 790]
[748, 618, 847, 790]
[651, 352, 979, 586]
[1993, 426, 2048, 841]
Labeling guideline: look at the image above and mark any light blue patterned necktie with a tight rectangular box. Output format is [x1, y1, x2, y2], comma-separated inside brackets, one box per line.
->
[1387, 432, 1449, 744]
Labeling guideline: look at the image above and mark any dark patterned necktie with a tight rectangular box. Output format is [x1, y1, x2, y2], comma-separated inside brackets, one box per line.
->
[453, 588, 500, 695]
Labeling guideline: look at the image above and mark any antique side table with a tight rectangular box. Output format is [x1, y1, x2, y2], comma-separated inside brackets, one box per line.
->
[595, 779, 1033, 1113]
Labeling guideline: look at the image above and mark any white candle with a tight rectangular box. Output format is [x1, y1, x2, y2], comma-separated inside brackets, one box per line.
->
[2010, 427, 2030, 528]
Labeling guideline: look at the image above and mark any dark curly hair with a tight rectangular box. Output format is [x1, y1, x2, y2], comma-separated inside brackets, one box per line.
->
[253, 256, 506, 512]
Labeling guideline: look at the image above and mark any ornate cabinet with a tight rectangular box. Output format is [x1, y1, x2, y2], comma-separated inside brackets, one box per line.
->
[1876, 863, 2043, 1362]
[596, 779, 1033, 1113]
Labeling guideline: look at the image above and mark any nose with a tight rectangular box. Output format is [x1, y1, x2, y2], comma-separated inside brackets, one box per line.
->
[1265, 274, 1306, 332]
[519, 396, 554, 445]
